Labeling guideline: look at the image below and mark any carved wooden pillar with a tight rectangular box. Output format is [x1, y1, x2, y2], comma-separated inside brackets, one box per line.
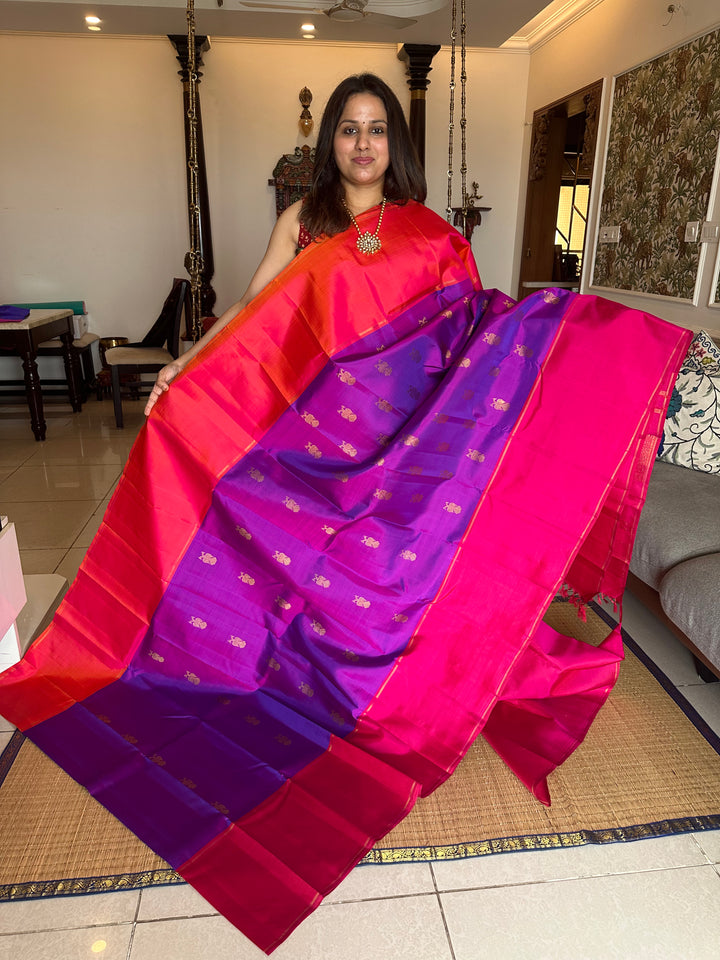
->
[168, 33, 217, 318]
[397, 44, 441, 170]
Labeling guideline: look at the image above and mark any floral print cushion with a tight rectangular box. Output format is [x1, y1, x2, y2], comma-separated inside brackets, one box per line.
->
[658, 330, 720, 474]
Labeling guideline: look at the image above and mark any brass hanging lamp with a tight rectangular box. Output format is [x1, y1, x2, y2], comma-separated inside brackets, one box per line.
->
[446, 0, 488, 241]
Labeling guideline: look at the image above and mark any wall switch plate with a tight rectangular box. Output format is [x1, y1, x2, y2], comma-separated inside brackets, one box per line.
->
[599, 225, 620, 243]
[684, 221, 701, 242]
[700, 221, 720, 242]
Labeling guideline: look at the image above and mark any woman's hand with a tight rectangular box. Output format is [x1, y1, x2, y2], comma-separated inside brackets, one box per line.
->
[144, 360, 184, 417]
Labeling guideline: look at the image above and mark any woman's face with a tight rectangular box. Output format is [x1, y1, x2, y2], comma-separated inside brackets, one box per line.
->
[333, 93, 390, 194]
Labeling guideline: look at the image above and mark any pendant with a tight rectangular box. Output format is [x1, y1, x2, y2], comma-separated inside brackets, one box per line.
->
[356, 232, 382, 255]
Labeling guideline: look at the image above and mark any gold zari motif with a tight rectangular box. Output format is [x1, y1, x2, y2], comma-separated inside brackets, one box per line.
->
[189, 616, 207, 629]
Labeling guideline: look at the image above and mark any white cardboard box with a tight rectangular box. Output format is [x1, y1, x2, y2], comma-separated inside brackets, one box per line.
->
[0, 521, 27, 669]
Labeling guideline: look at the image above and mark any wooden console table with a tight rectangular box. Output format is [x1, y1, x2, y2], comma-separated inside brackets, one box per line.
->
[0, 309, 82, 440]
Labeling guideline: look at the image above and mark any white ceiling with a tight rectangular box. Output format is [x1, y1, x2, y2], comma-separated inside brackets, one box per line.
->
[0, 0, 559, 47]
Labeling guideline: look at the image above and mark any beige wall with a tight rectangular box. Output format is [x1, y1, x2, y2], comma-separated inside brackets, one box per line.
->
[1, 34, 188, 340]
[0, 32, 529, 349]
[524, 0, 720, 334]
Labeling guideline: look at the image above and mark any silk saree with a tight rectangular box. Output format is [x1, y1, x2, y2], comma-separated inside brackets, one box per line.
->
[0, 201, 690, 953]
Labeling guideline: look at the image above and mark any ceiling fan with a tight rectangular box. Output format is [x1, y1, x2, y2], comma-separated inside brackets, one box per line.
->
[233, 0, 418, 29]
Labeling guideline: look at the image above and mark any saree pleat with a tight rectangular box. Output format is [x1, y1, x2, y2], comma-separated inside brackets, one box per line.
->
[0, 201, 691, 953]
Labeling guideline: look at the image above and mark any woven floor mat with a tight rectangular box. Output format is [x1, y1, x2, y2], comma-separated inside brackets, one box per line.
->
[1, 601, 719, 898]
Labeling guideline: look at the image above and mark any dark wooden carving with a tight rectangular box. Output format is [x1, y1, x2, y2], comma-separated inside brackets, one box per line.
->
[268, 145, 316, 218]
[397, 43, 441, 170]
[528, 111, 551, 182]
[168, 34, 217, 318]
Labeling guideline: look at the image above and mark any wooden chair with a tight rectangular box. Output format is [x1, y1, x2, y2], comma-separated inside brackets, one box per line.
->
[104, 279, 189, 428]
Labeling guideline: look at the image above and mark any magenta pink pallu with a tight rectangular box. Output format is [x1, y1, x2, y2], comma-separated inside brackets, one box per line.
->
[0, 203, 690, 952]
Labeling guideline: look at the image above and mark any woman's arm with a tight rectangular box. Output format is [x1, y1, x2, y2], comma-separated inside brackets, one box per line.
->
[144, 201, 303, 416]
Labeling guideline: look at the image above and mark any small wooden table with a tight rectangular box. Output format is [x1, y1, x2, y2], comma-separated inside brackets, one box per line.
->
[0, 309, 82, 440]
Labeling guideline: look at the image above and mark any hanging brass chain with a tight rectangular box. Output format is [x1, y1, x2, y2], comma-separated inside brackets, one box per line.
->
[186, 0, 204, 343]
[447, 0, 473, 234]
[446, 0, 457, 222]
[460, 0, 467, 210]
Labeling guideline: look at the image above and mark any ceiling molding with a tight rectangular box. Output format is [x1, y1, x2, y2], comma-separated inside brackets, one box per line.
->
[505, 0, 605, 52]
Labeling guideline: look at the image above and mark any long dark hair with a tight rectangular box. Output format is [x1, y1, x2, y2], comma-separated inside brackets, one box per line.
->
[300, 73, 427, 239]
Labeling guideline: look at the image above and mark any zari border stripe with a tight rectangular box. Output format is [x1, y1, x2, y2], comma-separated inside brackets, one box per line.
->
[4, 813, 720, 905]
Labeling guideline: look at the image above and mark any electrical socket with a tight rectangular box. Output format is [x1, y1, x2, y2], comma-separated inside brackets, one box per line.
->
[599, 225, 620, 243]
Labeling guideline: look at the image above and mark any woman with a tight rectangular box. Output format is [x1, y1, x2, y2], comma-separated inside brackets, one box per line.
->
[0, 72, 690, 957]
[145, 72, 427, 418]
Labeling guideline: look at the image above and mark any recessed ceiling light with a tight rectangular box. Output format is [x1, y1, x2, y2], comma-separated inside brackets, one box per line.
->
[88, 25, 101, 31]
[303, 34, 315, 39]
[301, 23, 315, 31]
[85, 15, 101, 24]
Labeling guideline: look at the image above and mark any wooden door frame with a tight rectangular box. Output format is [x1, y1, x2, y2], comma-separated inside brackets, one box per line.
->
[517, 80, 603, 299]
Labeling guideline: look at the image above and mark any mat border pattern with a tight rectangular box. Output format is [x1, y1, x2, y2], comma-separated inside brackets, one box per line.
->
[1, 602, 719, 902]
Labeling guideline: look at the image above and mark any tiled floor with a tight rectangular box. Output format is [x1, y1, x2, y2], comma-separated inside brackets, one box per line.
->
[1, 398, 720, 960]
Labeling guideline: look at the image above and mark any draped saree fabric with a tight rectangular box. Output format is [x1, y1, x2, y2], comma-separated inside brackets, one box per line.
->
[0, 202, 690, 953]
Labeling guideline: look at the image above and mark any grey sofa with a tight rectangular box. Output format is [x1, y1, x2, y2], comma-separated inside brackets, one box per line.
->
[628, 459, 720, 679]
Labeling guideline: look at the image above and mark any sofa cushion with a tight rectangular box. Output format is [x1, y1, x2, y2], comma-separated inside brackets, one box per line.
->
[658, 329, 720, 474]
[659, 554, 720, 669]
[630, 460, 720, 589]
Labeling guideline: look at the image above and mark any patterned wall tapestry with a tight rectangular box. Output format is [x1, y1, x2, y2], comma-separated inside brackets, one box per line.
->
[593, 28, 720, 298]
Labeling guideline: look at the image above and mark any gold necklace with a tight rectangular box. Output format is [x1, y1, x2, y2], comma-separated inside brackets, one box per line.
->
[343, 197, 387, 255]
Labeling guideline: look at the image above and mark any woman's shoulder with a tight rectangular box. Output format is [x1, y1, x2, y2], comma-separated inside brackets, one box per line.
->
[271, 199, 304, 248]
